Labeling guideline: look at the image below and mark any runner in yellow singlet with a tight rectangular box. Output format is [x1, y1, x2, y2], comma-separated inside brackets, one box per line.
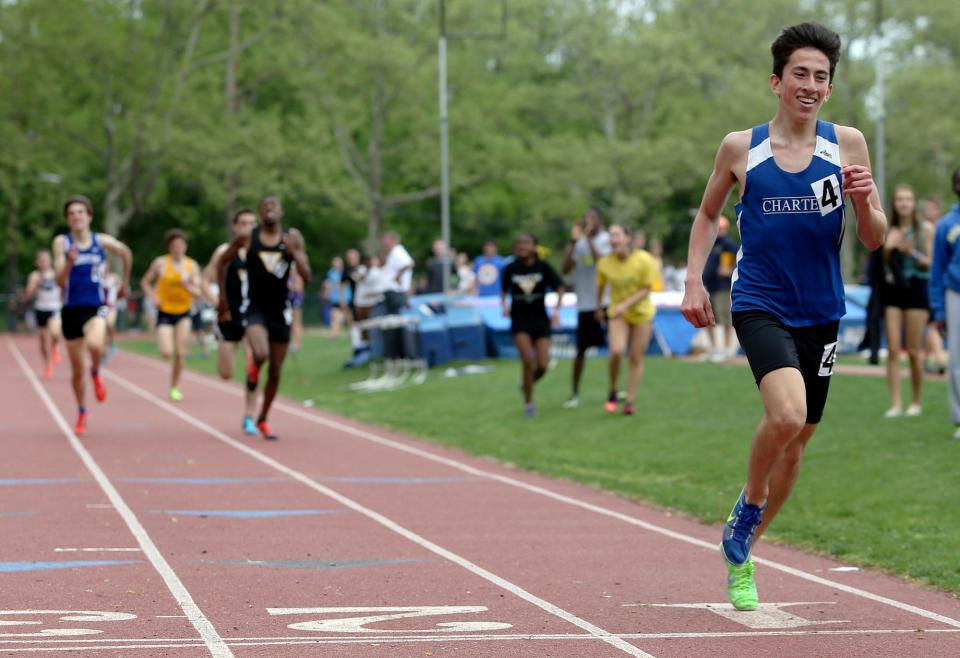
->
[140, 229, 204, 401]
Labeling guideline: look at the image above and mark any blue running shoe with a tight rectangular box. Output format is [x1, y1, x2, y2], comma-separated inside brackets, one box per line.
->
[242, 416, 257, 436]
[721, 491, 766, 565]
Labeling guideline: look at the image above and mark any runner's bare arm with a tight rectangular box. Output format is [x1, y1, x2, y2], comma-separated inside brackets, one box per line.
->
[551, 284, 566, 325]
[204, 244, 228, 285]
[23, 271, 40, 302]
[286, 229, 312, 286]
[185, 258, 205, 298]
[140, 257, 161, 304]
[837, 125, 886, 251]
[52, 235, 71, 289]
[100, 235, 133, 298]
[681, 131, 746, 328]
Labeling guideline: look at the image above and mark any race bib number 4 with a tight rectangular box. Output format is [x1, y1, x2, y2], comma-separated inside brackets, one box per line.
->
[811, 174, 842, 216]
[818, 341, 838, 377]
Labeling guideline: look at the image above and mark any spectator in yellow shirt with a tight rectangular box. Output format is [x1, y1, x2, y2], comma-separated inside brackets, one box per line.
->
[596, 224, 657, 415]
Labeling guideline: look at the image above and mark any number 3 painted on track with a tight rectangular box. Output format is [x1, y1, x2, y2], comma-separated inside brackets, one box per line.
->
[0, 610, 136, 637]
[267, 606, 513, 633]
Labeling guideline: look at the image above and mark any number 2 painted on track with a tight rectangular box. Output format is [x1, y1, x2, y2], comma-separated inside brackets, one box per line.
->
[267, 606, 513, 633]
[0, 610, 136, 637]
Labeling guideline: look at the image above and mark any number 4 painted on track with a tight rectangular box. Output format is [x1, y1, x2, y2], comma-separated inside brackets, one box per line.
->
[267, 606, 513, 633]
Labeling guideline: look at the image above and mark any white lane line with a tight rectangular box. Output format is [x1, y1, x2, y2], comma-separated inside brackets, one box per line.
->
[129, 352, 960, 630]
[54, 548, 141, 553]
[1, 628, 958, 652]
[103, 367, 654, 658]
[9, 343, 234, 658]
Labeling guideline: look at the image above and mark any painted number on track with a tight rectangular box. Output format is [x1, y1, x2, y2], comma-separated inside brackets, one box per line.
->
[267, 606, 513, 633]
[0, 610, 136, 637]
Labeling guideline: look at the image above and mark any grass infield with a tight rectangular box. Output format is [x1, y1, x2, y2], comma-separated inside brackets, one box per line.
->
[123, 333, 960, 595]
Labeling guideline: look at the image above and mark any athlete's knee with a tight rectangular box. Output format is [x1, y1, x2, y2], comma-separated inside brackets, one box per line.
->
[533, 366, 547, 381]
[217, 364, 233, 380]
[629, 353, 643, 367]
[158, 346, 173, 359]
[766, 405, 807, 441]
[906, 346, 922, 361]
[267, 362, 283, 379]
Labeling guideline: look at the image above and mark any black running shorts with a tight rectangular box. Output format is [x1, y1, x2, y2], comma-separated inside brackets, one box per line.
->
[576, 309, 606, 351]
[35, 310, 58, 328]
[61, 306, 107, 341]
[511, 315, 551, 341]
[216, 319, 245, 343]
[733, 310, 840, 425]
[244, 306, 291, 344]
[157, 310, 191, 326]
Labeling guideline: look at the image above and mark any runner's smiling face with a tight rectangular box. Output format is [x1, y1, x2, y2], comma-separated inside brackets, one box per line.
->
[65, 202, 92, 234]
[771, 47, 832, 121]
[608, 224, 630, 254]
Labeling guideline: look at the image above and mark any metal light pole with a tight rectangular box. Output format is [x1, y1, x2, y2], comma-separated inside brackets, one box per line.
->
[438, 0, 452, 294]
[874, 0, 886, 206]
[436, 0, 507, 294]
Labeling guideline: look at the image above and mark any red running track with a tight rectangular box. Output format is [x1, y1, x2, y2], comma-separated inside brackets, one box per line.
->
[2, 336, 959, 657]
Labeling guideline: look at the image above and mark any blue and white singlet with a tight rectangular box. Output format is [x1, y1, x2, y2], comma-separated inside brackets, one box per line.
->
[63, 233, 107, 308]
[731, 119, 846, 326]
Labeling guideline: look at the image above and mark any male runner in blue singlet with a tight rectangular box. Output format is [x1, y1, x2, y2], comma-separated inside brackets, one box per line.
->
[52, 195, 133, 435]
[681, 23, 886, 610]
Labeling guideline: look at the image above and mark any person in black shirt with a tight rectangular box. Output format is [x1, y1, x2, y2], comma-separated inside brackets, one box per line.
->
[501, 233, 565, 416]
[218, 196, 311, 440]
[204, 208, 259, 436]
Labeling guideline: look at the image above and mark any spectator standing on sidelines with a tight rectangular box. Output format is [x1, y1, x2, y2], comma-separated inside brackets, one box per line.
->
[473, 239, 506, 297]
[425, 239, 456, 294]
[381, 232, 414, 359]
[322, 256, 345, 340]
[561, 208, 611, 409]
[596, 224, 657, 415]
[702, 216, 739, 361]
[881, 184, 933, 417]
[928, 167, 960, 439]
[501, 233, 565, 417]
[923, 196, 948, 374]
[455, 251, 475, 294]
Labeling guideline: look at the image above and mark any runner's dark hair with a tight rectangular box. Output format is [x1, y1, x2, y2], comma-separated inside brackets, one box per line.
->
[771, 22, 841, 81]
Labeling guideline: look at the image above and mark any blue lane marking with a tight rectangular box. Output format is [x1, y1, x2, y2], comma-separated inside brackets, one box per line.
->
[0, 478, 81, 486]
[0, 560, 142, 573]
[121, 477, 285, 485]
[319, 476, 478, 484]
[151, 509, 342, 518]
[213, 559, 420, 570]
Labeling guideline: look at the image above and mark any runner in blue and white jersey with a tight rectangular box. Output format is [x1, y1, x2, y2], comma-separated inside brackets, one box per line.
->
[680, 23, 886, 610]
[52, 195, 133, 435]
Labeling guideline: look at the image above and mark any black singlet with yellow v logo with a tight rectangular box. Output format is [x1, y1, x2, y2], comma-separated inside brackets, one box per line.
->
[246, 227, 292, 313]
